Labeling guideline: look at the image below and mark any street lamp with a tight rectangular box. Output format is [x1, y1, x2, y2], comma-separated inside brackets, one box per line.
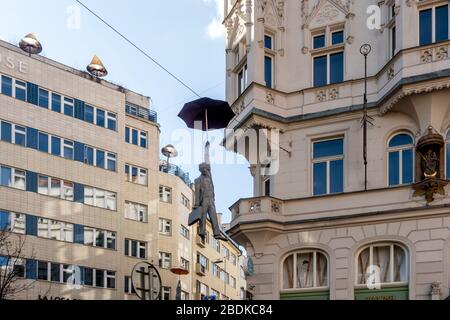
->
[213, 258, 226, 299]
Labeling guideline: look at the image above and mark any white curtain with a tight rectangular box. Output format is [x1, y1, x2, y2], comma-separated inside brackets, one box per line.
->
[358, 248, 370, 284]
[394, 245, 406, 282]
[297, 252, 314, 288]
[283, 255, 294, 289]
[316, 253, 328, 287]
[373, 246, 391, 283]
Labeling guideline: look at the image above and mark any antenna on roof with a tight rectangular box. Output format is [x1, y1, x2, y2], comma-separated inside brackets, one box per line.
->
[19, 33, 43, 56]
[87, 55, 108, 78]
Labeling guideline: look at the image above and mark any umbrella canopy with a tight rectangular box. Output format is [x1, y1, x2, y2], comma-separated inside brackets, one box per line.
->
[178, 97, 235, 131]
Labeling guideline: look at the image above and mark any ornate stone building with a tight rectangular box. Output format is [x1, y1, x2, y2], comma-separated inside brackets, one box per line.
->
[224, 0, 450, 300]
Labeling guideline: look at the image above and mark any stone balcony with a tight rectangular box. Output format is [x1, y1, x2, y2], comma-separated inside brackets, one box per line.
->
[229, 184, 450, 235]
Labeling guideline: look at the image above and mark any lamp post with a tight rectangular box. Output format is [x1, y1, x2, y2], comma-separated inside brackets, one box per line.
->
[213, 258, 226, 299]
[360, 44, 373, 191]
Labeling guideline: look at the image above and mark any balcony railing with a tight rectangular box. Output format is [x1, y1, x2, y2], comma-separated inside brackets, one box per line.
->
[159, 161, 191, 186]
[125, 103, 158, 123]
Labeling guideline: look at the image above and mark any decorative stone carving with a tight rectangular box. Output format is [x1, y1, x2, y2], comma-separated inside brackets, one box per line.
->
[387, 66, 394, 80]
[316, 90, 327, 102]
[420, 49, 433, 63]
[315, 3, 340, 24]
[435, 46, 448, 61]
[329, 87, 339, 100]
[271, 201, 281, 213]
[412, 126, 448, 203]
[266, 91, 275, 104]
[431, 282, 441, 300]
[249, 200, 261, 213]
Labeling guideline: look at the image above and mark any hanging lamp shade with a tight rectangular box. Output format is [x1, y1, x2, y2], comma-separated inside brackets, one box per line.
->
[19, 33, 43, 55]
[87, 54, 108, 77]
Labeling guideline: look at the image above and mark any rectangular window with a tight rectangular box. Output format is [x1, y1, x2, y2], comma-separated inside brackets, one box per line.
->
[391, 26, 397, 57]
[124, 276, 136, 294]
[159, 219, 172, 236]
[125, 239, 147, 259]
[125, 126, 148, 148]
[330, 52, 344, 84]
[51, 93, 61, 113]
[38, 88, 49, 108]
[264, 56, 273, 88]
[85, 146, 94, 165]
[51, 136, 61, 156]
[332, 31, 344, 45]
[96, 149, 105, 168]
[107, 113, 117, 131]
[38, 261, 49, 281]
[314, 52, 344, 87]
[125, 201, 148, 223]
[85, 105, 94, 123]
[1, 76, 12, 96]
[181, 225, 190, 240]
[264, 34, 273, 49]
[14, 125, 26, 146]
[51, 263, 60, 282]
[237, 64, 248, 96]
[3, 167, 26, 190]
[436, 5, 449, 42]
[159, 186, 172, 203]
[84, 187, 116, 210]
[313, 55, 327, 87]
[95, 269, 105, 288]
[64, 97, 74, 117]
[313, 34, 326, 49]
[420, 8, 433, 45]
[162, 287, 171, 301]
[106, 271, 116, 289]
[1, 121, 12, 143]
[125, 164, 148, 185]
[313, 138, 344, 196]
[84, 268, 94, 286]
[140, 132, 147, 148]
[38, 132, 49, 153]
[106, 153, 116, 171]
[181, 194, 190, 209]
[96, 109, 105, 127]
[159, 252, 172, 269]
[63, 140, 74, 160]
[1, 166, 12, 187]
[14, 80, 26, 101]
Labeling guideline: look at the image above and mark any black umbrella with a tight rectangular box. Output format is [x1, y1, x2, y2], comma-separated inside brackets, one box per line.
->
[178, 97, 235, 133]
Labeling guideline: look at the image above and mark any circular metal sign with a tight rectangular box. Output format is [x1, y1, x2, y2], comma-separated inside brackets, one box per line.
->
[131, 262, 162, 301]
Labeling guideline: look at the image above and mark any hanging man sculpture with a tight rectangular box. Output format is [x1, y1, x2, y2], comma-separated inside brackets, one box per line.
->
[188, 142, 228, 241]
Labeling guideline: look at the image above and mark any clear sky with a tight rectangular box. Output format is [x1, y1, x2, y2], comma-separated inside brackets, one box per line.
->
[0, 0, 253, 222]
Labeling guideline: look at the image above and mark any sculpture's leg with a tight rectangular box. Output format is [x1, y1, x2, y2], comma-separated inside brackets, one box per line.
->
[199, 204, 207, 238]
[208, 203, 222, 236]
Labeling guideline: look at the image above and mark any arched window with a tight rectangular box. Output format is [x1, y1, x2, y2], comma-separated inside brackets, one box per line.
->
[446, 131, 450, 178]
[388, 133, 414, 186]
[282, 250, 328, 290]
[356, 243, 408, 286]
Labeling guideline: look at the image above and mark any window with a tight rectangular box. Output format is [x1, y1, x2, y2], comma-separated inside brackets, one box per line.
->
[230, 276, 236, 288]
[331, 31, 344, 45]
[391, 26, 397, 57]
[162, 287, 171, 300]
[96, 109, 105, 128]
[107, 112, 117, 131]
[181, 225, 190, 240]
[96, 150, 105, 168]
[388, 133, 414, 186]
[1, 121, 12, 142]
[313, 138, 344, 195]
[83, 146, 116, 171]
[159, 186, 172, 203]
[313, 52, 344, 87]
[124, 276, 136, 294]
[237, 64, 248, 96]
[356, 243, 408, 286]
[14, 124, 26, 146]
[1, 76, 12, 96]
[181, 291, 189, 301]
[211, 289, 220, 300]
[84, 187, 117, 210]
[420, 5, 449, 45]
[197, 281, 209, 300]
[212, 238, 220, 252]
[212, 263, 220, 278]
[159, 252, 172, 269]
[264, 34, 273, 50]
[125, 164, 148, 185]
[313, 34, 325, 49]
[221, 247, 230, 260]
[231, 254, 237, 266]
[282, 250, 329, 290]
[51, 93, 61, 113]
[264, 56, 273, 88]
[125, 201, 148, 223]
[125, 239, 147, 259]
[37, 218, 74, 242]
[125, 126, 148, 148]
[197, 253, 209, 272]
[38, 88, 49, 108]
[14, 80, 26, 101]
[95, 269, 105, 288]
[0, 166, 26, 190]
[446, 131, 450, 178]
[84, 229, 116, 250]
[264, 177, 271, 196]
[38, 132, 49, 153]
[63, 140, 74, 160]
[63, 97, 74, 117]
[181, 258, 190, 271]
[181, 194, 190, 209]
[159, 219, 172, 236]
[106, 271, 116, 289]
[0, 211, 25, 234]
[106, 153, 116, 171]
[37, 175, 73, 201]
[38, 261, 49, 281]
[85, 105, 94, 123]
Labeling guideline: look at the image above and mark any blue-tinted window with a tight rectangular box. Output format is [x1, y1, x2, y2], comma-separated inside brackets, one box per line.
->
[132, 167, 138, 178]
[1, 122, 12, 143]
[330, 160, 344, 193]
[314, 56, 327, 87]
[140, 134, 147, 149]
[132, 129, 138, 145]
[313, 162, 327, 196]
[51, 263, 60, 282]
[51, 136, 61, 156]
[107, 153, 116, 171]
[85, 147, 94, 165]
[330, 52, 344, 84]
[332, 31, 344, 45]
[265, 56, 273, 88]
[63, 140, 74, 160]
[38, 89, 49, 108]
[15, 81, 26, 101]
[51, 93, 61, 113]
[402, 149, 413, 184]
[38, 132, 49, 153]
[64, 98, 74, 117]
[264, 35, 273, 49]
[313, 35, 325, 49]
[313, 139, 344, 159]
[389, 134, 413, 148]
[1, 166, 11, 186]
[107, 113, 116, 131]
[14, 126, 26, 146]
[85, 105, 94, 123]
[1, 76, 12, 96]
[420, 9, 433, 45]
[96, 109, 105, 127]
[389, 151, 400, 186]
[125, 127, 130, 143]
[96, 150, 105, 168]
[436, 5, 449, 42]
[0, 211, 9, 231]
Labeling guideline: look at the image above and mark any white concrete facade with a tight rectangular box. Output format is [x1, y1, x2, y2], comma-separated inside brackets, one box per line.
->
[224, 0, 450, 300]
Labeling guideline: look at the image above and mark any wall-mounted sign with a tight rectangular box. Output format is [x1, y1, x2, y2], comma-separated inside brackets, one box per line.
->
[0, 53, 28, 74]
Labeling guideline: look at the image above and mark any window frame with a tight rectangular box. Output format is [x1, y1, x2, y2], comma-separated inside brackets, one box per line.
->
[419, 4, 449, 45]
[387, 133, 415, 187]
[158, 218, 172, 236]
